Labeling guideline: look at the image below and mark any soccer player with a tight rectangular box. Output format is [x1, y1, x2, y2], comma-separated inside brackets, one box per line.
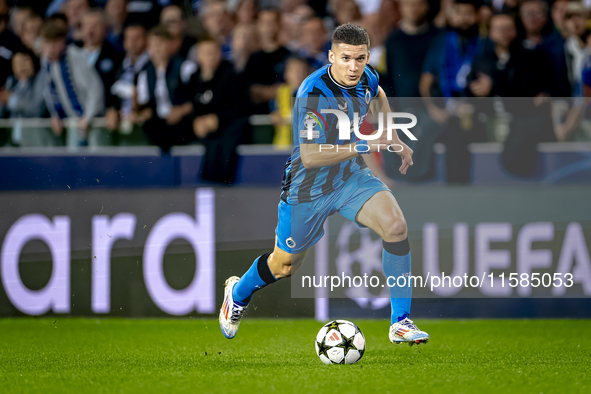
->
[220, 23, 430, 345]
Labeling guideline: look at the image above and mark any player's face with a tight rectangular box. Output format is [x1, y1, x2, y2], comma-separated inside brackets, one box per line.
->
[328, 43, 369, 87]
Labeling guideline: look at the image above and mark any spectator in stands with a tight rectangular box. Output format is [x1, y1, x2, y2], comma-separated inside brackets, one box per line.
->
[46, 12, 69, 31]
[136, 25, 194, 152]
[160, 5, 197, 59]
[41, 20, 105, 145]
[271, 55, 310, 147]
[421, 0, 482, 102]
[105, 0, 127, 53]
[554, 4, 591, 142]
[356, 13, 388, 72]
[81, 8, 124, 134]
[563, 2, 588, 95]
[21, 12, 44, 56]
[468, 12, 554, 98]
[243, 8, 290, 113]
[298, 17, 329, 69]
[0, 51, 50, 146]
[126, 0, 164, 29]
[11, 6, 32, 39]
[379, 0, 400, 34]
[469, 12, 556, 177]
[190, 37, 250, 184]
[419, 0, 484, 183]
[1, 51, 45, 116]
[0, 9, 28, 88]
[477, 2, 492, 36]
[201, 1, 234, 60]
[231, 22, 259, 73]
[519, 0, 570, 97]
[235, 0, 259, 24]
[386, 0, 440, 98]
[381, 0, 442, 181]
[65, 0, 89, 46]
[551, 0, 569, 38]
[331, 0, 362, 25]
[110, 23, 150, 142]
[279, 3, 314, 51]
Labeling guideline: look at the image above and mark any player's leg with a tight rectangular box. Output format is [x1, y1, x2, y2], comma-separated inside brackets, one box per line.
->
[355, 190, 429, 345]
[355, 191, 411, 321]
[232, 239, 308, 306]
[220, 197, 326, 339]
[219, 241, 309, 339]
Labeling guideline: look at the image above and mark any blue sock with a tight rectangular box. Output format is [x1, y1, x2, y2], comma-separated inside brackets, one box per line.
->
[232, 253, 278, 306]
[382, 239, 412, 325]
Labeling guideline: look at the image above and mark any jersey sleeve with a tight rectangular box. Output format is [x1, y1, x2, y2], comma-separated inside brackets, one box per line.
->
[295, 92, 332, 145]
[365, 64, 380, 97]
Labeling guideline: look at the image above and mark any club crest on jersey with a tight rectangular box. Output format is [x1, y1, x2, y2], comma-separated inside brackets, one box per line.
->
[286, 237, 296, 248]
[365, 88, 371, 104]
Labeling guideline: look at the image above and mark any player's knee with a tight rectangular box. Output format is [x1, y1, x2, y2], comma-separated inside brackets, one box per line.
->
[269, 252, 298, 279]
[382, 217, 407, 242]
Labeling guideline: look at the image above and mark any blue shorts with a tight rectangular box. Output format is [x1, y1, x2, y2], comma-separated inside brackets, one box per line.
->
[275, 168, 391, 254]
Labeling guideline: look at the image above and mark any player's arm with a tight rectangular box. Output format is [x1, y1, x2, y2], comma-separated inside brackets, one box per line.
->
[300, 142, 362, 169]
[371, 86, 402, 144]
[370, 86, 414, 175]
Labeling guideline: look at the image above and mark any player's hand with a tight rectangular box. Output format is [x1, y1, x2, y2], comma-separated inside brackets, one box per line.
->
[395, 140, 413, 175]
[367, 130, 390, 153]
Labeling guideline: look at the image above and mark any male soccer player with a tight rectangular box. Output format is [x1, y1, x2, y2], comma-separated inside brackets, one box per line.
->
[220, 23, 430, 345]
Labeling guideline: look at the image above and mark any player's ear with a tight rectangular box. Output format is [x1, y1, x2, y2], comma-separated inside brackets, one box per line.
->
[328, 49, 335, 64]
[366, 49, 371, 64]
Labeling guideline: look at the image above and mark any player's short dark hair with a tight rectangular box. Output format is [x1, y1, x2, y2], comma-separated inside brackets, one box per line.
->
[332, 23, 370, 49]
[41, 21, 68, 41]
[149, 24, 173, 40]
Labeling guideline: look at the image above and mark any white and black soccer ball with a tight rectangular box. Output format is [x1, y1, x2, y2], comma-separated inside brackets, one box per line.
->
[315, 320, 365, 365]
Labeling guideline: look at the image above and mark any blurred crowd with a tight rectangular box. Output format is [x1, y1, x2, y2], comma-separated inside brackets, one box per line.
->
[1, 0, 591, 183]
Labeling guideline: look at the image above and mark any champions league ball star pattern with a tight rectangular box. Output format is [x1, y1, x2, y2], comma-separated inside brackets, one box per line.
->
[315, 320, 365, 365]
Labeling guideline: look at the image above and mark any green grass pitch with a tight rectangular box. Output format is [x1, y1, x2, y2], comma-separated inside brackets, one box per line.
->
[0, 318, 589, 393]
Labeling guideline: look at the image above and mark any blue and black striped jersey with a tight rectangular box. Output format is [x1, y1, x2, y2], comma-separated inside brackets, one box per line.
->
[281, 64, 380, 204]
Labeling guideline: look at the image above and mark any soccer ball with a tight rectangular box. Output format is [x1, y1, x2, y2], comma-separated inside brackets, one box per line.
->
[315, 320, 365, 364]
